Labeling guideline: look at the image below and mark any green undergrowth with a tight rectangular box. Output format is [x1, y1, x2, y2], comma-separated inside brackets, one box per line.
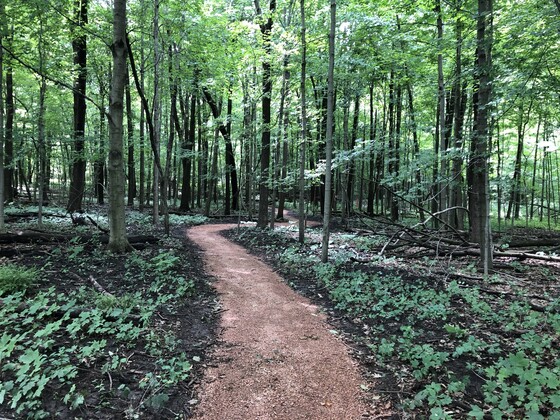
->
[0, 235, 200, 418]
[234, 227, 560, 419]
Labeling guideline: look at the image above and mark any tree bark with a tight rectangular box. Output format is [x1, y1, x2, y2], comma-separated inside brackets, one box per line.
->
[255, 0, 276, 228]
[0, 9, 5, 230]
[67, 0, 88, 212]
[298, 0, 307, 243]
[469, 0, 493, 271]
[4, 30, 13, 204]
[107, 0, 131, 252]
[152, 0, 161, 225]
[321, 0, 336, 262]
[276, 55, 291, 221]
[436, 0, 447, 223]
[126, 68, 136, 206]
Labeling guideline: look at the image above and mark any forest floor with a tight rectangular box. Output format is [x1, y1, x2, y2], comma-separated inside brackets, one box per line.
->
[1, 205, 560, 418]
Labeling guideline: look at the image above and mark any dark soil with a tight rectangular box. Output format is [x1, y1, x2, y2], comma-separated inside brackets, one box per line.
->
[0, 216, 219, 419]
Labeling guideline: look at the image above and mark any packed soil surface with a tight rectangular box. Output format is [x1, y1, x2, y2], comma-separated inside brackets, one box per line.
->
[188, 223, 369, 419]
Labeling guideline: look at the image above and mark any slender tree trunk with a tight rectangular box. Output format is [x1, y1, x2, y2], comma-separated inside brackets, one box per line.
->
[367, 81, 377, 215]
[346, 94, 360, 215]
[152, 0, 161, 224]
[138, 2, 146, 211]
[95, 93, 106, 205]
[530, 116, 541, 219]
[387, 71, 398, 220]
[180, 94, 195, 211]
[436, 0, 448, 223]
[224, 91, 239, 213]
[256, 0, 277, 228]
[107, 0, 131, 252]
[242, 80, 253, 215]
[67, 0, 88, 212]
[204, 129, 219, 216]
[271, 56, 290, 228]
[450, 13, 467, 229]
[4, 30, 13, 204]
[298, 0, 307, 243]
[321, 0, 336, 263]
[406, 83, 425, 221]
[277, 55, 291, 220]
[126, 68, 136, 206]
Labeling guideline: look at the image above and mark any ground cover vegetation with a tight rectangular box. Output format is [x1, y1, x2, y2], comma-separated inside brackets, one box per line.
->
[0, 208, 217, 419]
[229, 220, 560, 418]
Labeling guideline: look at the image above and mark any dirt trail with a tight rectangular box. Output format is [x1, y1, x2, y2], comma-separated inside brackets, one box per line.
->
[187, 223, 368, 419]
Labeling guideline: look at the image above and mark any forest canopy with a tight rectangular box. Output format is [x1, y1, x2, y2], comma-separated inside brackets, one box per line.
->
[0, 0, 559, 258]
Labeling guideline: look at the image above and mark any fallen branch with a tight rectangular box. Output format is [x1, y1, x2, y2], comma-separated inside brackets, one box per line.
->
[0, 231, 158, 245]
[68, 272, 114, 298]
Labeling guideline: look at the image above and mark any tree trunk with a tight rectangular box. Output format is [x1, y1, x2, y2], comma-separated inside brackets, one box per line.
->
[67, 0, 88, 212]
[256, 0, 276, 228]
[298, 0, 307, 243]
[225, 91, 239, 213]
[107, 0, 131, 252]
[271, 56, 290, 228]
[321, 0, 336, 263]
[95, 95, 106, 205]
[0, 11, 5, 230]
[126, 68, 136, 206]
[152, 0, 161, 225]
[180, 94, 195, 211]
[436, 0, 447, 224]
[449, 11, 466, 230]
[367, 81, 377, 216]
[469, 0, 493, 272]
[4, 31, 13, 204]
[276, 55, 291, 220]
[138, 3, 146, 211]
[346, 94, 360, 215]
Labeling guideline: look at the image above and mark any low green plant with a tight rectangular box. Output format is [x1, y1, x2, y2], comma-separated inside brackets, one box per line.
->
[479, 351, 560, 418]
[0, 264, 38, 295]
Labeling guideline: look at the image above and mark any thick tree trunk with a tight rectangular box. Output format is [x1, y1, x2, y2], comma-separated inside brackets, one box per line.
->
[469, 0, 493, 271]
[67, 0, 88, 212]
[107, 0, 131, 252]
[321, 0, 336, 263]
[0, 14, 5, 230]
[256, 0, 276, 228]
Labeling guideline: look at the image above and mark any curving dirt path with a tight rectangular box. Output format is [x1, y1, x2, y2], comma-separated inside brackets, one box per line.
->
[187, 224, 368, 419]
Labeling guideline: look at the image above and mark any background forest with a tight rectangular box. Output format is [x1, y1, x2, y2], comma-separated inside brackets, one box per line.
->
[1, 0, 558, 248]
[1, 0, 560, 418]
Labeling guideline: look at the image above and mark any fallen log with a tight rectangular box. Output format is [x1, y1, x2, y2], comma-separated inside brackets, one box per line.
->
[0, 231, 159, 245]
